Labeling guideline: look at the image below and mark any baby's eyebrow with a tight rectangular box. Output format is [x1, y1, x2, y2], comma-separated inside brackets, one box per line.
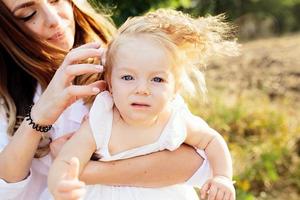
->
[116, 67, 134, 72]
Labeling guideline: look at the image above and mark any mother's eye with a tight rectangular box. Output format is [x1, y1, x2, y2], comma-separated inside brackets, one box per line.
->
[19, 11, 36, 22]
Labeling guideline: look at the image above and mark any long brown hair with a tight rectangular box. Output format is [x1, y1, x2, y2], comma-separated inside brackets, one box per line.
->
[0, 0, 116, 158]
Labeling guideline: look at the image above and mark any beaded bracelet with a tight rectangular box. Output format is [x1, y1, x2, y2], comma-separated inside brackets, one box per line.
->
[25, 105, 52, 133]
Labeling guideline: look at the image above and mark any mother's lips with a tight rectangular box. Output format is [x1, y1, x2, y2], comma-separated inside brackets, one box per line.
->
[48, 31, 65, 41]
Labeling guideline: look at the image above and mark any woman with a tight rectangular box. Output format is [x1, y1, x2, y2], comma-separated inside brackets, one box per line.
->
[0, 0, 210, 199]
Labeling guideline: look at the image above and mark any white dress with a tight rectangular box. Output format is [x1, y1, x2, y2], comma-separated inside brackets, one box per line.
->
[86, 91, 210, 200]
[0, 87, 210, 200]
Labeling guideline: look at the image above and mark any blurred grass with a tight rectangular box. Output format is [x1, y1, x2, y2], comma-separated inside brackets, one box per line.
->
[187, 87, 300, 199]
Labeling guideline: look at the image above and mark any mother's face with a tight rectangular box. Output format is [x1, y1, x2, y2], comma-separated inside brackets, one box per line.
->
[3, 0, 75, 51]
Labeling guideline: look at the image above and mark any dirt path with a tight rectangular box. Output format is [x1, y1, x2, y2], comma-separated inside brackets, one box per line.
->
[205, 34, 300, 102]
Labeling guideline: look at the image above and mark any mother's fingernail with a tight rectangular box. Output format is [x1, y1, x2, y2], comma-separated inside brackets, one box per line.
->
[99, 47, 105, 54]
[95, 65, 103, 71]
[92, 87, 100, 93]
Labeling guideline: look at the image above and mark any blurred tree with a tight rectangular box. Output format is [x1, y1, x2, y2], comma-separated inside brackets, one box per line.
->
[89, 0, 192, 26]
[89, 0, 300, 37]
[187, 0, 300, 34]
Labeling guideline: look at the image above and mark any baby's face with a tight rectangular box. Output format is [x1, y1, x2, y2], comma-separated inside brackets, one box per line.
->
[110, 36, 176, 125]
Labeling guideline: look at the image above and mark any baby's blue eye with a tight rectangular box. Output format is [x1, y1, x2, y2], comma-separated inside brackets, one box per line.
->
[152, 77, 164, 83]
[121, 75, 134, 81]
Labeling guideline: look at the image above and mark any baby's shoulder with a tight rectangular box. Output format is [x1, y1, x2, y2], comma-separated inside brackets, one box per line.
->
[184, 113, 210, 134]
[89, 91, 114, 150]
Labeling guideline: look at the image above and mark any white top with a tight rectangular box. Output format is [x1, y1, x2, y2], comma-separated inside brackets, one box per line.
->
[0, 86, 89, 200]
[84, 91, 211, 200]
[0, 88, 210, 200]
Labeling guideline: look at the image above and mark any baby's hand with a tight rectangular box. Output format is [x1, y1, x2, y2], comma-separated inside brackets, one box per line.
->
[54, 157, 86, 200]
[200, 176, 235, 200]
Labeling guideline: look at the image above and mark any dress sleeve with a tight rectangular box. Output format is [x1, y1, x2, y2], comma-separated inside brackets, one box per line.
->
[185, 149, 212, 187]
[0, 103, 34, 199]
[88, 91, 113, 150]
[169, 96, 212, 187]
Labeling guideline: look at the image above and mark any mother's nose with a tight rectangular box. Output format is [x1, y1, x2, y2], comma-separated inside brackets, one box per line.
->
[42, 4, 60, 28]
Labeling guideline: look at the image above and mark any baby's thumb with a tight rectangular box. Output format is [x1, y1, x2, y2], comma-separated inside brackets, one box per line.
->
[200, 180, 211, 199]
[65, 157, 80, 180]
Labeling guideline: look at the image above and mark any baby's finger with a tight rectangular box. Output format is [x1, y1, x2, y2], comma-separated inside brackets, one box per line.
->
[208, 186, 218, 200]
[231, 193, 236, 200]
[215, 190, 225, 200]
[58, 188, 86, 200]
[200, 181, 211, 199]
[57, 180, 85, 192]
[223, 192, 231, 200]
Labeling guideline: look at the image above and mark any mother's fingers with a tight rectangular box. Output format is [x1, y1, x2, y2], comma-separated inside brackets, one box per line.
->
[63, 48, 102, 65]
[99, 47, 107, 65]
[63, 80, 106, 100]
[74, 42, 101, 50]
[90, 80, 107, 92]
[63, 64, 103, 83]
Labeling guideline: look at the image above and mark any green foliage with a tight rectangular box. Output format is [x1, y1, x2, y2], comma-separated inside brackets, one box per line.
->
[91, 0, 192, 26]
[91, 0, 300, 35]
[188, 90, 300, 199]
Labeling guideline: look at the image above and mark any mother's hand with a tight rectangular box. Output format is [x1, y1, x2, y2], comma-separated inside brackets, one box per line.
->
[32, 42, 105, 125]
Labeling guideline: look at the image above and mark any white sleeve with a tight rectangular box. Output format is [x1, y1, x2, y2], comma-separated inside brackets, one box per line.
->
[0, 104, 33, 199]
[0, 172, 33, 199]
[185, 149, 212, 187]
[89, 91, 113, 150]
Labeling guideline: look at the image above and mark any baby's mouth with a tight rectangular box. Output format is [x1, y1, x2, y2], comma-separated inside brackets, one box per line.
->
[131, 103, 150, 107]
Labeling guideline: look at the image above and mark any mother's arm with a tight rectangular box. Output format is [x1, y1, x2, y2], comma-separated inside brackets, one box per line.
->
[80, 144, 204, 187]
[0, 43, 104, 183]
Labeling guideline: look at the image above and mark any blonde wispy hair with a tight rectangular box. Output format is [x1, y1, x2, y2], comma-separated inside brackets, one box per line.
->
[104, 9, 239, 98]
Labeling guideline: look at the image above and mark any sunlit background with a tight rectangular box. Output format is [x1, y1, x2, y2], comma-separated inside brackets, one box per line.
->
[90, 1, 300, 199]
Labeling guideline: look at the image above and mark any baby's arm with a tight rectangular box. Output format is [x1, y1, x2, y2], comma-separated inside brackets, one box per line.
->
[48, 121, 96, 199]
[184, 115, 235, 200]
[185, 115, 232, 178]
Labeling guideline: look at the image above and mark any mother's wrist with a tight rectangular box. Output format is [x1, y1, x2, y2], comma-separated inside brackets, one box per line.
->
[25, 104, 53, 133]
[30, 104, 56, 127]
